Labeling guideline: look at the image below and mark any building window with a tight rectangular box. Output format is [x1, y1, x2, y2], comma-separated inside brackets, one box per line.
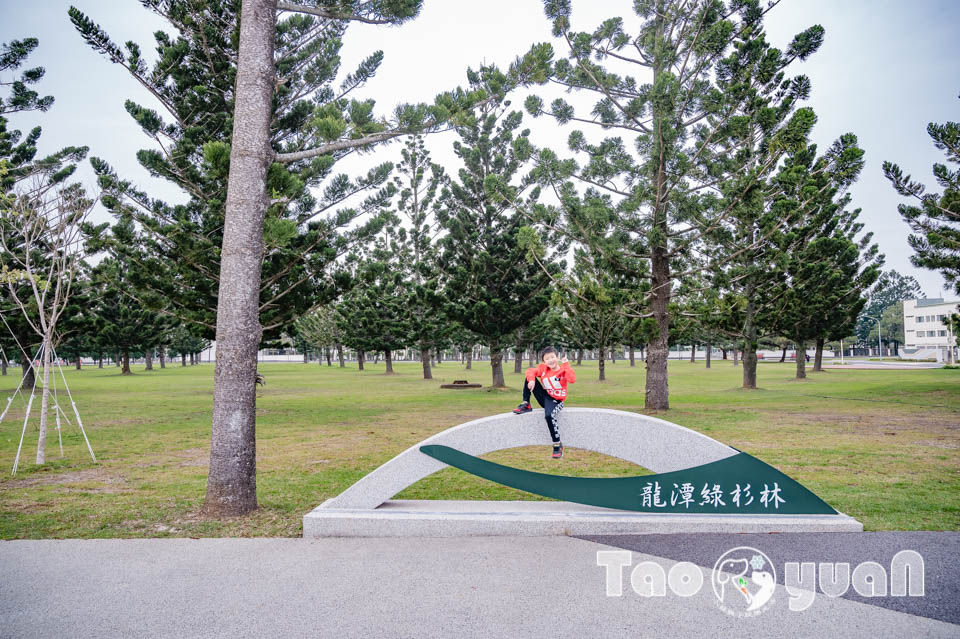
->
[917, 317, 924, 323]
[940, 330, 947, 337]
[917, 331, 925, 337]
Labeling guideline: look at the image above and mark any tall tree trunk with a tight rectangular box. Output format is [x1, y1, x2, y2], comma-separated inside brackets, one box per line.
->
[122, 349, 132, 375]
[35, 338, 52, 464]
[779, 346, 787, 363]
[490, 343, 505, 387]
[325, 347, 332, 366]
[646, 243, 670, 410]
[337, 344, 345, 368]
[528, 343, 535, 367]
[75, 355, 81, 370]
[514, 348, 522, 374]
[629, 345, 635, 367]
[159, 347, 166, 369]
[813, 337, 824, 372]
[795, 339, 807, 379]
[611, 348, 616, 364]
[689, 343, 696, 363]
[145, 350, 153, 371]
[721, 348, 727, 360]
[303, 350, 309, 363]
[733, 347, 739, 367]
[181, 353, 187, 367]
[705, 342, 712, 369]
[742, 294, 758, 388]
[384, 350, 394, 374]
[358, 350, 365, 370]
[598, 353, 606, 381]
[202, 0, 277, 517]
[465, 348, 472, 370]
[116, 352, 121, 367]
[97, 352, 103, 369]
[742, 341, 758, 388]
[421, 344, 432, 380]
[577, 348, 583, 365]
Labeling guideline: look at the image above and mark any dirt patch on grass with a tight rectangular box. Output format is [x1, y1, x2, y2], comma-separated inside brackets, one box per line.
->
[0, 467, 132, 495]
[2, 497, 56, 512]
[771, 410, 960, 436]
[175, 447, 209, 467]
[95, 417, 154, 427]
[913, 439, 960, 449]
[128, 447, 209, 469]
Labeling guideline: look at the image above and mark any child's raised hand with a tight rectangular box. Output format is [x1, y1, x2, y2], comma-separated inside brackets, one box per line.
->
[527, 380, 535, 390]
[560, 356, 569, 365]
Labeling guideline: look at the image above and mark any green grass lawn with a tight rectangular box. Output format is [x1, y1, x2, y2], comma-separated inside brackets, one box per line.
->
[1, 358, 958, 538]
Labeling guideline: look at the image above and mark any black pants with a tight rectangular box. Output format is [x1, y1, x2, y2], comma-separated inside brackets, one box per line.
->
[523, 378, 563, 443]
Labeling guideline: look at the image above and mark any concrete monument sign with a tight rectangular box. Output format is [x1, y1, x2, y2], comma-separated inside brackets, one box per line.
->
[304, 408, 863, 537]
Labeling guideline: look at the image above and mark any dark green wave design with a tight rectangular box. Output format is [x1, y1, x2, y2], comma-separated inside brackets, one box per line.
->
[419, 444, 838, 515]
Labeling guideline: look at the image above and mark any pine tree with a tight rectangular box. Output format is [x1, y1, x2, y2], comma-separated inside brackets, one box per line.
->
[1, 36, 87, 391]
[765, 135, 882, 379]
[336, 222, 411, 373]
[526, 307, 568, 361]
[548, 193, 644, 380]
[87, 255, 165, 375]
[865, 301, 905, 357]
[698, 17, 827, 388]
[448, 323, 481, 370]
[69, 3, 400, 343]
[805, 200, 883, 371]
[294, 305, 341, 365]
[54, 270, 95, 370]
[73, 0, 556, 515]
[168, 325, 204, 366]
[855, 270, 924, 342]
[436, 67, 562, 387]
[393, 135, 447, 379]
[883, 94, 960, 294]
[553, 272, 628, 382]
[523, 0, 826, 409]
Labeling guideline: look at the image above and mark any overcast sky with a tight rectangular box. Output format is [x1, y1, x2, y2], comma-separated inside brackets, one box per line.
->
[3, 0, 958, 298]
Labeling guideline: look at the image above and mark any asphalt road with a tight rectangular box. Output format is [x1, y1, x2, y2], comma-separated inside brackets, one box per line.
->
[576, 531, 960, 625]
[1, 532, 957, 638]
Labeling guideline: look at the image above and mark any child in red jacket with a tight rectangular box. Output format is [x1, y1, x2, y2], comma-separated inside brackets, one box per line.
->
[512, 346, 576, 458]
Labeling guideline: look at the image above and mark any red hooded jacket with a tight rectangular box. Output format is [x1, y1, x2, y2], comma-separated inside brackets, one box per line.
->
[525, 361, 576, 401]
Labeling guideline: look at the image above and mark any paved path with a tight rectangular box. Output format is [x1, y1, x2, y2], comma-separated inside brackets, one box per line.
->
[576, 532, 959, 625]
[819, 358, 945, 370]
[1, 533, 957, 638]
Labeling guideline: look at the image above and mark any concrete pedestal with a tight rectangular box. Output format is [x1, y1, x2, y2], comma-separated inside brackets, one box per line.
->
[304, 499, 864, 537]
[304, 409, 865, 537]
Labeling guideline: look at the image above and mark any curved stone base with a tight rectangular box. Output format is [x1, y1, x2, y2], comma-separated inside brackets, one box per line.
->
[306, 407, 865, 536]
[321, 408, 740, 510]
[303, 499, 865, 537]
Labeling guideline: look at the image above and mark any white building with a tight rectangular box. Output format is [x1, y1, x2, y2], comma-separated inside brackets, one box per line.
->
[902, 298, 959, 362]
